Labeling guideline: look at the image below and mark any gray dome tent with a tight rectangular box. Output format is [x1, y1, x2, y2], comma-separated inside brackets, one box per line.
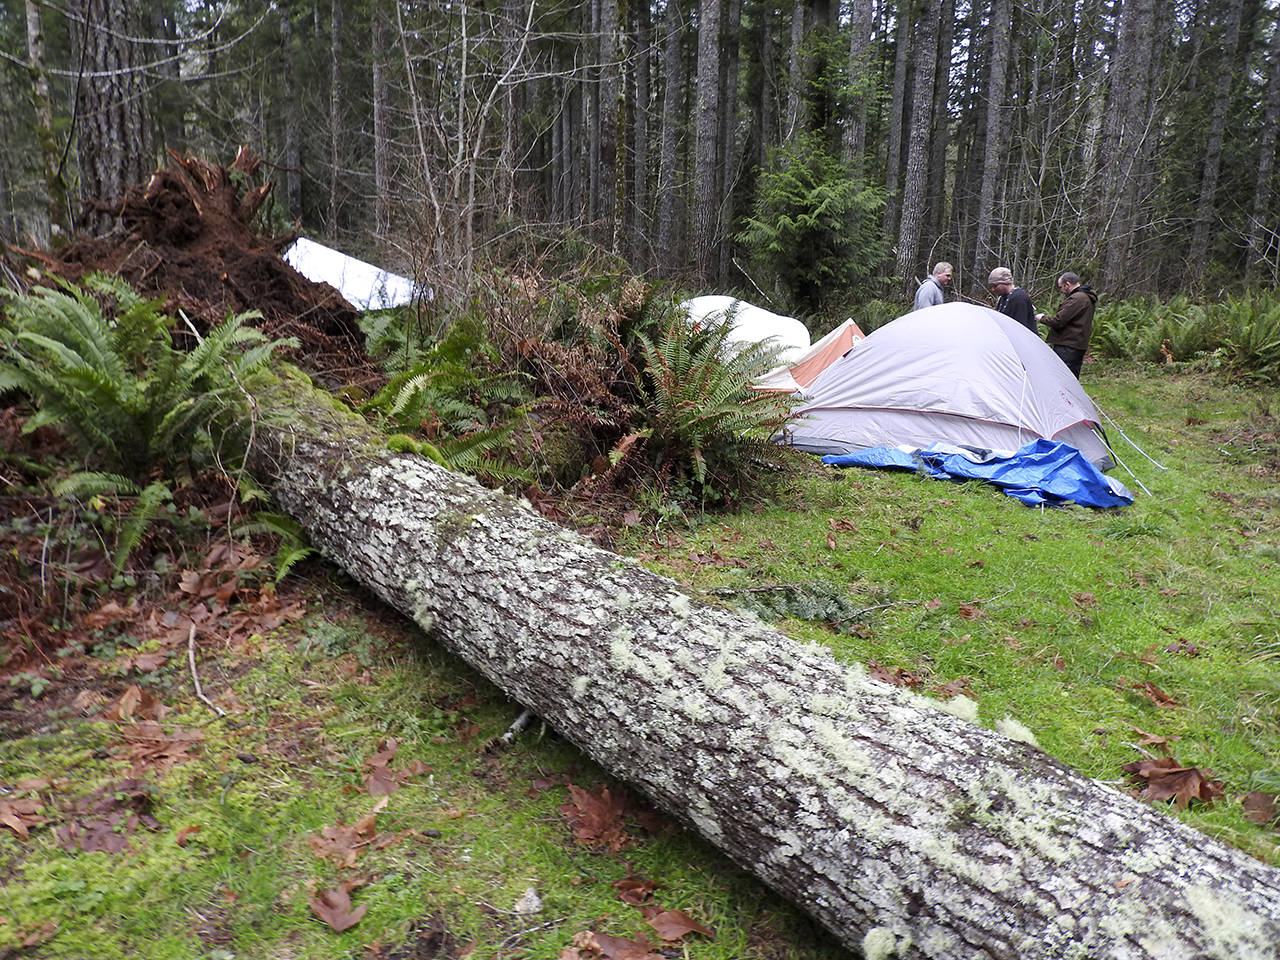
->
[781, 302, 1113, 469]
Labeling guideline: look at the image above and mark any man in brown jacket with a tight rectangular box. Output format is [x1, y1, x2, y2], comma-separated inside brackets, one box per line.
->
[1036, 272, 1097, 378]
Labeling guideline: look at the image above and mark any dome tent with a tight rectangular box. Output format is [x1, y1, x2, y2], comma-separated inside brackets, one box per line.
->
[678, 295, 811, 366]
[782, 302, 1113, 469]
[752, 318, 865, 395]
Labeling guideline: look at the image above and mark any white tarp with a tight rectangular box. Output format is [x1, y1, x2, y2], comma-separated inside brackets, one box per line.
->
[283, 237, 418, 311]
[678, 295, 811, 366]
[782, 302, 1112, 468]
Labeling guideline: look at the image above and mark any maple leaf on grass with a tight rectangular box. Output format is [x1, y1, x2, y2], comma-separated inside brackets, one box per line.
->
[559, 930, 664, 960]
[613, 876, 660, 905]
[559, 784, 635, 852]
[1242, 791, 1280, 826]
[362, 739, 430, 797]
[0, 797, 49, 839]
[1122, 756, 1224, 808]
[1123, 680, 1180, 709]
[308, 799, 387, 868]
[640, 906, 716, 942]
[1131, 726, 1177, 755]
[867, 661, 924, 689]
[309, 881, 368, 933]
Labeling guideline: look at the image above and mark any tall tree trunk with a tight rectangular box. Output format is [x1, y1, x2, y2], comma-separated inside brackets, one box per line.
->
[629, 0, 652, 266]
[882, 7, 912, 247]
[251, 385, 1280, 960]
[756, 2, 779, 168]
[1247, 11, 1280, 281]
[372, 1, 392, 244]
[599, 0, 621, 249]
[1188, 0, 1245, 289]
[718, 0, 742, 279]
[498, 0, 523, 222]
[25, 0, 70, 239]
[693, 0, 722, 279]
[894, 1, 940, 289]
[926, 0, 954, 250]
[328, 0, 343, 239]
[1099, 0, 1157, 293]
[841, 0, 874, 172]
[71, 0, 155, 234]
[973, 0, 1011, 280]
[280, 2, 302, 219]
[784, 1, 807, 138]
[656, 0, 684, 269]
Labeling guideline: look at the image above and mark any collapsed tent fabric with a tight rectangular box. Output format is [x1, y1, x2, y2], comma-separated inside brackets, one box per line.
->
[679, 296, 811, 366]
[782, 302, 1114, 468]
[284, 237, 419, 311]
[823, 439, 1134, 508]
[752, 318, 865, 395]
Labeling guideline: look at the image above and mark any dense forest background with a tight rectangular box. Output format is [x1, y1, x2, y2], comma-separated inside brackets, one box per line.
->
[3, 0, 1279, 316]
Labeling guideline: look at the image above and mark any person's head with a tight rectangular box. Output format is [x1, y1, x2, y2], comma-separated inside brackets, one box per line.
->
[932, 262, 954, 287]
[987, 266, 1014, 295]
[1058, 272, 1081, 294]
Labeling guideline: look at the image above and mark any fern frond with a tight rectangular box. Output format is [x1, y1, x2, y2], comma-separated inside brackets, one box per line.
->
[113, 481, 173, 574]
[53, 472, 140, 499]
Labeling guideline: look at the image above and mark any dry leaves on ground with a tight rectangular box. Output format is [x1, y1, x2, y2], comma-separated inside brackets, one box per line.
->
[1122, 756, 1224, 809]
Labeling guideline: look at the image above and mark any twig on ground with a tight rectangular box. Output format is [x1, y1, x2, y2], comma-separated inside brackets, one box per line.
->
[188, 623, 226, 717]
[484, 709, 536, 754]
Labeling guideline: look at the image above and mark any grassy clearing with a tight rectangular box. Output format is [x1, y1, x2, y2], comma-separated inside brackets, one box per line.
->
[0, 595, 843, 959]
[2, 361, 1279, 958]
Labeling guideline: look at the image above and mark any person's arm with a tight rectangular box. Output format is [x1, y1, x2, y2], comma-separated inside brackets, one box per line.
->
[1040, 292, 1086, 329]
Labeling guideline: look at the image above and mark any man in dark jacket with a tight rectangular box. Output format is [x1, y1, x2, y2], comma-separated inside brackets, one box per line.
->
[987, 266, 1036, 333]
[1036, 272, 1097, 378]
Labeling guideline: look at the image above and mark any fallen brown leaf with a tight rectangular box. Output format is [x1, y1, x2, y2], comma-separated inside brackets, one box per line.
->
[1122, 757, 1224, 809]
[309, 883, 367, 932]
[0, 797, 48, 839]
[641, 907, 715, 942]
[1242, 791, 1279, 826]
[559, 784, 635, 852]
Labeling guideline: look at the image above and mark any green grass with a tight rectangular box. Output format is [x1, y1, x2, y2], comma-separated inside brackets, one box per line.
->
[2, 361, 1279, 958]
[0, 611, 844, 959]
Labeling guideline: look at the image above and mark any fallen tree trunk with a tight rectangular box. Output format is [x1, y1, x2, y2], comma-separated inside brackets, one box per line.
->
[253, 389, 1280, 960]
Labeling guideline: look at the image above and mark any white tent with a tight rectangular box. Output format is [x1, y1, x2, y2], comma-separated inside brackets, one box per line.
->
[752, 318, 864, 395]
[678, 296, 811, 366]
[283, 237, 419, 311]
[782, 302, 1113, 468]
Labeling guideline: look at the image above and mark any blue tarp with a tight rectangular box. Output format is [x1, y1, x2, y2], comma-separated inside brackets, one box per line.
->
[822, 438, 1134, 508]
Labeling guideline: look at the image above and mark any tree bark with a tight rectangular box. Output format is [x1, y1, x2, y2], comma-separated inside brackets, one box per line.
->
[71, 0, 155, 234]
[598, 0, 621, 249]
[1188, 0, 1244, 287]
[894, 1, 940, 289]
[251, 392, 1280, 960]
[883, 6, 912, 244]
[1247, 9, 1280, 282]
[656, 0, 685, 270]
[841, 0, 874, 172]
[693, 0, 722, 279]
[785, 0, 807, 138]
[372, 0, 392, 245]
[25, 0, 71, 239]
[973, 0, 1011, 280]
[328, 0, 344, 239]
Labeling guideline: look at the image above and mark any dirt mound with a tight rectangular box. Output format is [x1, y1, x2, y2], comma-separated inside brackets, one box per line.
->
[21, 148, 369, 375]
